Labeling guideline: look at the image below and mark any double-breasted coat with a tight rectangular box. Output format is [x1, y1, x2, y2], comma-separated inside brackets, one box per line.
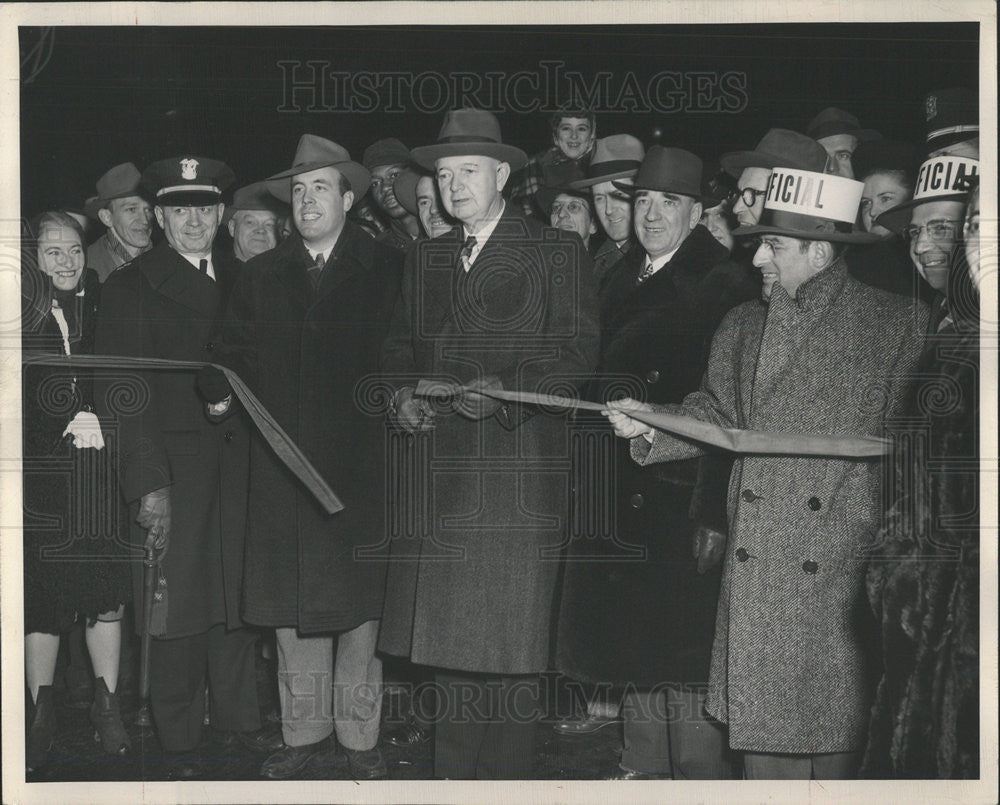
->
[212, 223, 403, 633]
[378, 207, 601, 675]
[94, 242, 250, 639]
[632, 259, 928, 752]
[555, 225, 758, 688]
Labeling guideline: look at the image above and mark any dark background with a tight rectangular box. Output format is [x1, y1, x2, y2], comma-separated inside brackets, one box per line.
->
[19, 24, 979, 218]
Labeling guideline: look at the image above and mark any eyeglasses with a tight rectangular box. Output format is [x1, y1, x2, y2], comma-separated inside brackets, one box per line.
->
[902, 219, 962, 242]
[738, 187, 767, 207]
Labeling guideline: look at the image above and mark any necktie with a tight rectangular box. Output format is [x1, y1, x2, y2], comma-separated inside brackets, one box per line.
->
[635, 259, 655, 286]
[937, 298, 954, 333]
[458, 235, 477, 271]
[308, 252, 325, 288]
[198, 258, 208, 276]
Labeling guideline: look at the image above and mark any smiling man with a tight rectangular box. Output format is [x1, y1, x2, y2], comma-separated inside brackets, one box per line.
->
[379, 108, 600, 780]
[85, 162, 153, 282]
[224, 181, 286, 263]
[363, 137, 421, 251]
[604, 166, 927, 780]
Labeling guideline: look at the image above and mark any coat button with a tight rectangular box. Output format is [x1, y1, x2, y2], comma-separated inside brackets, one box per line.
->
[735, 548, 749, 562]
[630, 493, 644, 509]
[808, 496, 822, 511]
[802, 560, 818, 574]
[224, 431, 234, 443]
[741, 489, 760, 502]
[645, 370, 660, 383]
[205, 341, 215, 352]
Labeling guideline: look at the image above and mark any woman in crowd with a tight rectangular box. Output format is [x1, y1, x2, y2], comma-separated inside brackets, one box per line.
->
[862, 181, 980, 778]
[22, 211, 132, 773]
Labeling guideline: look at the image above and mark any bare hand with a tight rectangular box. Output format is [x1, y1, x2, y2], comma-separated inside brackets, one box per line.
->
[393, 386, 435, 433]
[137, 488, 171, 553]
[602, 397, 655, 440]
[692, 525, 727, 574]
[454, 375, 502, 420]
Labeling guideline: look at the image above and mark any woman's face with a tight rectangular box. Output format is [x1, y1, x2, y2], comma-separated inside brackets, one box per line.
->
[38, 224, 85, 292]
[700, 203, 735, 253]
[964, 186, 981, 293]
[861, 172, 910, 236]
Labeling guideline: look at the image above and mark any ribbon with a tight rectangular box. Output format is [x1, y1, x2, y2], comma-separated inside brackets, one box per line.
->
[22, 353, 344, 514]
[414, 380, 890, 459]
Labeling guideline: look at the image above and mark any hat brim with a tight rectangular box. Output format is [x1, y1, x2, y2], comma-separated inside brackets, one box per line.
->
[410, 143, 528, 173]
[84, 189, 147, 220]
[809, 124, 883, 143]
[155, 190, 223, 207]
[874, 193, 970, 234]
[568, 167, 639, 190]
[222, 202, 285, 225]
[393, 170, 422, 217]
[733, 222, 881, 245]
[611, 179, 711, 206]
[265, 161, 371, 203]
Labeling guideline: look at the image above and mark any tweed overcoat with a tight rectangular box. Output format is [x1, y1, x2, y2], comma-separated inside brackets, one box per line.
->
[212, 224, 403, 633]
[632, 260, 928, 753]
[378, 207, 601, 675]
[555, 225, 758, 688]
[94, 242, 250, 639]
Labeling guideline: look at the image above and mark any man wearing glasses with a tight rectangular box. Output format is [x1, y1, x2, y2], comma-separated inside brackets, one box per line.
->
[875, 154, 979, 333]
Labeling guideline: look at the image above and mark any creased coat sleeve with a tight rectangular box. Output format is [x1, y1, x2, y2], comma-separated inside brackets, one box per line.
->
[379, 247, 419, 381]
[93, 270, 171, 503]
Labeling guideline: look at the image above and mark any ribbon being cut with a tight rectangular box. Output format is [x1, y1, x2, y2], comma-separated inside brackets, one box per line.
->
[414, 379, 890, 458]
[21, 352, 345, 514]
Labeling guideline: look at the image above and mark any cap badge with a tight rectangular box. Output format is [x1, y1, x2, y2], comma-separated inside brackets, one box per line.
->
[180, 159, 199, 181]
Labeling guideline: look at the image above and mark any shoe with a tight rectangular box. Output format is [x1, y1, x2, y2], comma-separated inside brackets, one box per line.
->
[605, 767, 671, 780]
[260, 738, 329, 780]
[552, 712, 621, 736]
[383, 720, 431, 747]
[90, 678, 131, 755]
[164, 750, 208, 780]
[234, 723, 284, 754]
[26, 686, 56, 774]
[344, 747, 388, 780]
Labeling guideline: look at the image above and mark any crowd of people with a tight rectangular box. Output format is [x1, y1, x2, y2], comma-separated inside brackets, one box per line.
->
[20, 85, 982, 782]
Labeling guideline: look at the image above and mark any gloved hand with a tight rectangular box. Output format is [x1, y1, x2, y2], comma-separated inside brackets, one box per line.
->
[196, 365, 231, 404]
[62, 410, 105, 450]
[137, 487, 171, 554]
[454, 376, 502, 420]
[391, 386, 435, 433]
[692, 524, 726, 574]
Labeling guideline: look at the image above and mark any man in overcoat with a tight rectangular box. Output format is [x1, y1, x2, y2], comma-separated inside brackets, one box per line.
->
[555, 147, 758, 778]
[94, 156, 271, 777]
[205, 134, 403, 780]
[378, 108, 600, 779]
[605, 165, 928, 779]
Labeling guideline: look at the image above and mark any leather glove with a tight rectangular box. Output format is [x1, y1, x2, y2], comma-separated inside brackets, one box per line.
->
[137, 487, 171, 554]
[454, 375, 502, 420]
[196, 365, 231, 404]
[692, 524, 727, 574]
[391, 386, 435, 433]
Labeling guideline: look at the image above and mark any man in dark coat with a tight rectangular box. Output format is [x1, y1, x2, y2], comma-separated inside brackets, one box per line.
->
[94, 156, 272, 777]
[555, 147, 758, 779]
[363, 137, 421, 252]
[206, 135, 403, 780]
[379, 108, 600, 779]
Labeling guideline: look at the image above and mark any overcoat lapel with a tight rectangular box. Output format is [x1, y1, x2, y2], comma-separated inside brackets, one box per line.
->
[141, 243, 220, 318]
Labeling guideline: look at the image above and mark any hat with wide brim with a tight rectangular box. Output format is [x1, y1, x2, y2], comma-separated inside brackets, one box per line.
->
[806, 107, 883, 143]
[568, 134, 644, 189]
[410, 109, 528, 172]
[85, 162, 146, 219]
[222, 181, 289, 224]
[612, 145, 711, 204]
[720, 128, 830, 177]
[266, 134, 371, 203]
[874, 155, 979, 234]
[733, 168, 881, 244]
[392, 167, 428, 217]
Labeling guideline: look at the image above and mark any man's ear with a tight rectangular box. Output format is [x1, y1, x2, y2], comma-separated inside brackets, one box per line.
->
[811, 239, 834, 266]
[689, 201, 703, 230]
[227, 219, 237, 238]
[343, 190, 355, 214]
[496, 161, 511, 192]
[97, 207, 114, 229]
[154, 206, 165, 230]
[215, 203, 225, 225]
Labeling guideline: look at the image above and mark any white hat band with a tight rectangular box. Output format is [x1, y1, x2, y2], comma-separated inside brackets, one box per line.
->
[912, 156, 978, 201]
[927, 124, 978, 140]
[763, 169, 862, 224]
[157, 184, 221, 197]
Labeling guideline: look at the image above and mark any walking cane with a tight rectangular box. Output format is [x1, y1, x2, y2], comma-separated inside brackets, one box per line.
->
[135, 531, 157, 728]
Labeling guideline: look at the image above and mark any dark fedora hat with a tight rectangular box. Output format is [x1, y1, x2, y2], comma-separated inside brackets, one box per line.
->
[850, 139, 923, 182]
[392, 167, 429, 217]
[143, 156, 236, 207]
[568, 134, 645, 189]
[612, 146, 706, 202]
[806, 107, 882, 143]
[734, 168, 880, 244]
[534, 163, 593, 217]
[720, 129, 829, 177]
[266, 134, 370, 203]
[363, 138, 411, 171]
[923, 88, 978, 151]
[410, 109, 527, 171]
[84, 162, 146, 219]
[222, 181, 289, 224]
